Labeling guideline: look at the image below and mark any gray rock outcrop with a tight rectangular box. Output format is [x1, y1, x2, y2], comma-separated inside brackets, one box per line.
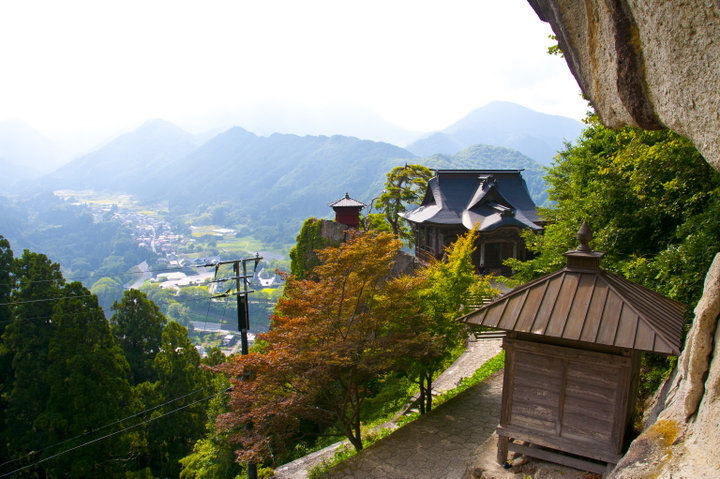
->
[526, 1, 720, 477]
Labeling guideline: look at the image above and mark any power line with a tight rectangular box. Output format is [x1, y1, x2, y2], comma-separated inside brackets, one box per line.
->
[0, 387, 210, 470]
[0, 293, 94, 307]
[0, 388, 228, 478]
[0, 262, 228, 288]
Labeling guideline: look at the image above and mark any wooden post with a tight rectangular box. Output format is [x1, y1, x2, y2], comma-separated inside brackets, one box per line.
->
[497, 435, 509, 465]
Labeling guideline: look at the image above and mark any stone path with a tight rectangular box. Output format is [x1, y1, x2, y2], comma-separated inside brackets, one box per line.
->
[273, 337, 503, 479]
[327, 372, 504, 479]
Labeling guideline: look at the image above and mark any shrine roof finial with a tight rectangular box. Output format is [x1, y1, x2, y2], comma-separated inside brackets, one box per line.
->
[577, 220, 593, 252]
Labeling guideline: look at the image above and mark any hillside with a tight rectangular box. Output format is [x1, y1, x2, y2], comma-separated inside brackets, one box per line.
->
[32, 114, 550, 244]
[420, 144, 548, 206]
[407, 101, 583, 165]
[40, 119, 200, 193]
[155, 129, 418, 239]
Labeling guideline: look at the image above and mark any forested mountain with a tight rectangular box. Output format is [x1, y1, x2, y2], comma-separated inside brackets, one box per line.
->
[39, 119, 200, 193]
[407, 101, 584, 165]
[155, 129, 418, 239]
[421, 144, 548, 205]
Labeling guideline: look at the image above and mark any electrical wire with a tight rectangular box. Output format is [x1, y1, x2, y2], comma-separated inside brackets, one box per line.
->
[0, 263, 222, 288]
[0, 387, 210, 470]
[0, 293, 94, 307]
[0, 388, 229, 478]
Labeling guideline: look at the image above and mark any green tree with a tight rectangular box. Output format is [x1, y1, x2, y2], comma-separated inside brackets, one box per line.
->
[2, 250, 65, 461]
[39, 283, 136, 478]
[145, 321, 213, 478]
[370, 164, 433, 244]
[0, 235, 15, 463]
[179, 354, 242, 479]
[392, 228, 498, 413]
[507, 115, 720, 311]
[110, 289, 168, 385]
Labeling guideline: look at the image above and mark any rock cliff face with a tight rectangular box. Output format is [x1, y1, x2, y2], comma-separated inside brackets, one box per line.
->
[526, 1, 720, 477]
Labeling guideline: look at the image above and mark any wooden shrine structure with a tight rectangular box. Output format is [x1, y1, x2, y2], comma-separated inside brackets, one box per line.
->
[460, 222, 685, 474]
[329, 193, 366, 229]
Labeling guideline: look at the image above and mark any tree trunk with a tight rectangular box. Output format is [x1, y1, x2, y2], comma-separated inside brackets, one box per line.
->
[425, 372, 433, 413]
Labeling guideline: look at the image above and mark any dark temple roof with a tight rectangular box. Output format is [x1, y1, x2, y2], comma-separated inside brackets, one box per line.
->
[459, 227, 686, 355]
[400, 170, 542, 232]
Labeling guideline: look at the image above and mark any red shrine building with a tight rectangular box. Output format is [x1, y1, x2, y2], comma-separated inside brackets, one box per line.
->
[329, 193, 366, 229]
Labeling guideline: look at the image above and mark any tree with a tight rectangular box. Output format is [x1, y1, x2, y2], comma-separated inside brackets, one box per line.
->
[2, 250, 65, 461]
[0, 236, 15, 463]
[144, 321, 213, 478]
[392, 228, 498, 413]
[179, 355, 243, 479]
[39, 283, 135, 478]
[507, 115, 720, 311]
[217, 232, 406, 463]
[110, 289, 167, 384]
[369, 164, 433, 244]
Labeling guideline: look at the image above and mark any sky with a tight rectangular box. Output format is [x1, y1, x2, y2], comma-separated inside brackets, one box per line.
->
[0, 0, 586, 153]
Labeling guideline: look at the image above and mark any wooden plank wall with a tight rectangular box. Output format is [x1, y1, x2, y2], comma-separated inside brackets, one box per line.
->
[500, 337, 632, 463]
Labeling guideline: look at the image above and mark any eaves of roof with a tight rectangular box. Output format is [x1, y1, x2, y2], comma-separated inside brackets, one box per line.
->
[459, 267, 685, 355]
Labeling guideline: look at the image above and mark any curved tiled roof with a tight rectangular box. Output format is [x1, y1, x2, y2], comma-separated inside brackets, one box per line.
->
[400, 170, 542, 232]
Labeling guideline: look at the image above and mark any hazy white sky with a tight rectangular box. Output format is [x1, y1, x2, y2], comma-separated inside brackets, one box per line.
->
[0, 0, 585, 150]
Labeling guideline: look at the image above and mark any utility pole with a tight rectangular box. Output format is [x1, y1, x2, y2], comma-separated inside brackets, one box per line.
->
[206, 253, 261, 479]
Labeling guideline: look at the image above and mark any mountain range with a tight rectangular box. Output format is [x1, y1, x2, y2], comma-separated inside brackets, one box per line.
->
[2, 102, 584, 242]
[407, 101, 584, 165]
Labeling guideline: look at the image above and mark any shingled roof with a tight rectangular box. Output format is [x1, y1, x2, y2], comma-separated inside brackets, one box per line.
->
[460, 223, 686, 355]
[329, 193, 366, 208]
[400, 170, 542, 232]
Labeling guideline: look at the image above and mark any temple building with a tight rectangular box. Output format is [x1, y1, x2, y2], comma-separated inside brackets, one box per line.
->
[328, 193, 366, 229]
[400, 169, 542, 273]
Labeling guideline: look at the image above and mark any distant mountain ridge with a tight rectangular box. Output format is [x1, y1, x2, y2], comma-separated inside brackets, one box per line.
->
[0, 119, 68, 186]
[407, 101, 583, 165]
[41, 119, 200, 193]
[9, 102, 571, 243]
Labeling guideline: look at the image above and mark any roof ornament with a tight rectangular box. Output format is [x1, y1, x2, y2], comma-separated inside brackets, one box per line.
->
[576, 220, 593, 252]
[478, 174, 496, 188]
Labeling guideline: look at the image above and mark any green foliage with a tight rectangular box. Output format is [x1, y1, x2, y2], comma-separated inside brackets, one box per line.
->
[370, 164, 433, 245]
[508, 115, 720, 313]
[145, 322, 213, 478]
[0, 242, 138, 478]
[394, 228, 499, 413]
[40, 283, 135, 477]
[110, 289, 168, 385]
[289, 217, 333, 279]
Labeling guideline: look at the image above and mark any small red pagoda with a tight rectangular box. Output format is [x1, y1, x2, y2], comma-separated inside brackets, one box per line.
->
[329, 193, 366, 228]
